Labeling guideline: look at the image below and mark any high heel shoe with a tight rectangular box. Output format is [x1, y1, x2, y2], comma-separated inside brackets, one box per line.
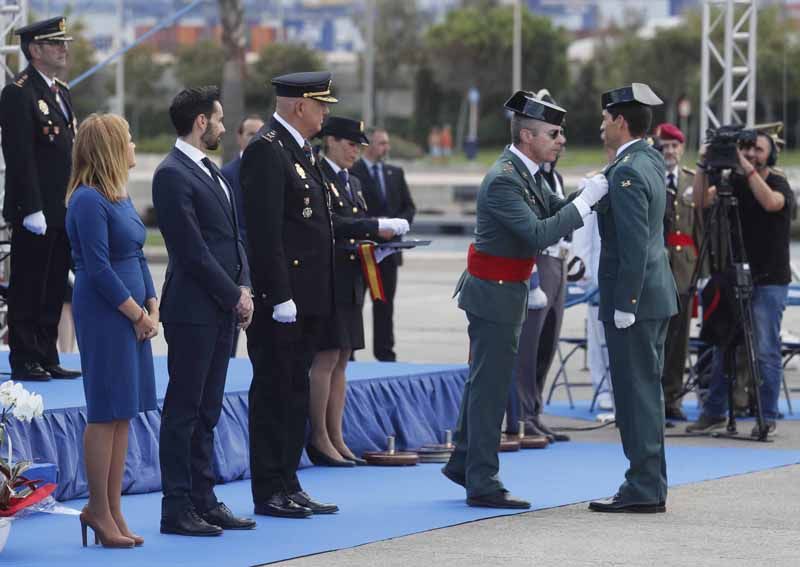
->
[80, 511, 135, 548]
[306, 444, 355, 467]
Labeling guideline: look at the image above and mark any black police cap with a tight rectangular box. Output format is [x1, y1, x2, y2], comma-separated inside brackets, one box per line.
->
[601, 83, 663, 109]
[271, 71, 338, 103]
[321, 116, 369, 145]
[15, 16, 73, 43]
[504, 90, 566, 126]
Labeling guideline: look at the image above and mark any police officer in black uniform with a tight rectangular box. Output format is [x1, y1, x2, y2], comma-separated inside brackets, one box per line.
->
[240, 73, 404, 518]
[0, 17, 81, 381]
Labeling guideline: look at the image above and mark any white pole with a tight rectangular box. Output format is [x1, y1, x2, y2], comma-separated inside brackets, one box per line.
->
[363, 0, 375, 126]
[512, 0, 521, 93]
[114, 0, 125, 116]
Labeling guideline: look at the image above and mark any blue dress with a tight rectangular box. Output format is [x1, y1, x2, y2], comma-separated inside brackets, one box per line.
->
[66, 185, 157, 422]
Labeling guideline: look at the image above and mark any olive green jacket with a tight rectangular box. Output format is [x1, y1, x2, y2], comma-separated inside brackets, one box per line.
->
[597, 140, 678, 322]
[666, 167, 700, 294]
[455, 147, 584, 325]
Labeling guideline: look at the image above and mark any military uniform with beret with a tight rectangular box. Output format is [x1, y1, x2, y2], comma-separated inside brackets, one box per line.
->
[241, 73, 377, 507]
[594, 84, 678, 510]
[654, 123, 700, 416]
[0, 17, 78, 381]
[443, 92, 585, 502]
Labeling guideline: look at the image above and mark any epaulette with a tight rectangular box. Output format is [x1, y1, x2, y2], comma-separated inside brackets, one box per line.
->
[261, 130, 277, 143]
[54, 78, 69, 90]
[13, 73, 28, 87]
[681, 166, 696, 176]
[501, 161, 514, 174]
[769, 167, 786, 178]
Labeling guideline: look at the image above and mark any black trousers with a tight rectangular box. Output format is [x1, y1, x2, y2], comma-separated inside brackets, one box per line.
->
[160, 315, 235, 516]
[370, 258, 398, 361]
[247, 310, 322, 502]
[8, 226, 71, 371]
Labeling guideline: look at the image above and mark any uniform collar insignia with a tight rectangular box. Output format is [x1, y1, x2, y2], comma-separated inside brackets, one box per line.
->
[621, 180, 632, 187]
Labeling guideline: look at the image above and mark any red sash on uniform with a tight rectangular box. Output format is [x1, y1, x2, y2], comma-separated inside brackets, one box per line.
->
[666, 232, 698, 255]
[466, 244, 535, 282]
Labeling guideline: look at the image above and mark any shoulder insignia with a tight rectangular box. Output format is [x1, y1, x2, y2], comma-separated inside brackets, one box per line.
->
[621, 180, 632, 188]
[13, 73, 28, 87]
[622, 155, 631, 163]
[681, 166, 696, 176]
[54, 78, 69, 90]
[261, 130, 277, 143]
[502, 161, 514, 174]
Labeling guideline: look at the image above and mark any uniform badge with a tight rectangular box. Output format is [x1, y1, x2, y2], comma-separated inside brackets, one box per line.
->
[502, 161, 514, 174]
[622, 155, 631, 163]
[295, 163, 307, 179]
[621, 180, 632, 188]
[303, 197, 310, 205]
[38, 100, 49, 115]
[328, 182, 340, 198]
[352, 207, 358, 214]
[302, 207, 313, 218]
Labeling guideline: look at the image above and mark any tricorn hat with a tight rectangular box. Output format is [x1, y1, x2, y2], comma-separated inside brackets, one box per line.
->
[601, 83, 663, 109]
[504, 90, 566, 126]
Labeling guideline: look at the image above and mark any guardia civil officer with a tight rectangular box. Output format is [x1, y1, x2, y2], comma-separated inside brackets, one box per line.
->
[441, 91, 608, 509]
[589, 84, 678, 513]
[240, 73, 406, 518]
[0, 17, 81, 381]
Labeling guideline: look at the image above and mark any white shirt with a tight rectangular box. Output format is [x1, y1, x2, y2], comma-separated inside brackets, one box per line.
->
[36, 68, 69, 118]
[615, 138, 641, 158]
[174, 138, 230, 202]
[273, 112, 306, 150]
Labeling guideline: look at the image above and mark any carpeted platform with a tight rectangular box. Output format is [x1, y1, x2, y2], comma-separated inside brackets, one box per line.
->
[2, 353, 468, 501]
[2, 442, 798, 567]
[544, 398, 799, 423]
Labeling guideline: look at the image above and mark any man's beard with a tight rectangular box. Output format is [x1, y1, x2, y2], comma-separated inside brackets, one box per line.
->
[202, 128, 220, 151]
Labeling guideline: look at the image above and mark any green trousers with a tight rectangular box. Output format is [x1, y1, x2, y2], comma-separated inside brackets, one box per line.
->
[445, 311, 522, 498]
[604, 317, 669, 504]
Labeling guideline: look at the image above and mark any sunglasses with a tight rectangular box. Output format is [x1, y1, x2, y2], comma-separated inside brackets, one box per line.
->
[544, 128, 564, 140]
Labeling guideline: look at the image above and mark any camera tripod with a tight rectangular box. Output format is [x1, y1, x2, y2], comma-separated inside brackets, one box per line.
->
[668, 168, 770, 442]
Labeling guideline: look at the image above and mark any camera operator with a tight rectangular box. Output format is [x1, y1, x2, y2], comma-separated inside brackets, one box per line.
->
[687, 131, 793, 437]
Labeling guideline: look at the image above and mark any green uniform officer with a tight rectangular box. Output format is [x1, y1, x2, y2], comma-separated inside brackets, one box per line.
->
[589, 84, 678, 514]
[655, 122, 700, 421]
[442, 91, 609, 509]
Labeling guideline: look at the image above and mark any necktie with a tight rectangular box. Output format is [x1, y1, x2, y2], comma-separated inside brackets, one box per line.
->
[372, 163, 386, 203]
[50, 83, 70, 119]
[337, 169, 351, 199]
[303, 141, 315, 166]
[667, 173, 676, 190]
[201, 157, 231, 206]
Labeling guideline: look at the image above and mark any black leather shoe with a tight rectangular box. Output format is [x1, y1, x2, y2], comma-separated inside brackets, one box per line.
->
[43, 365, 82, 379]
[346, 455, 368, 466]
[306, 444, 355, 467]
[467, 491, 530, 509]
[288, 491, 338, 514]
[441, 466, 465, 487]
[665, 406, 688, 421]
[161, 508, 223, 536]
[533, 418, 570, 442]
[201, 502, 256, 530]
[254, 493, 312, 518]
[589, 494, 665, 513]
[10, 362, 51, 382]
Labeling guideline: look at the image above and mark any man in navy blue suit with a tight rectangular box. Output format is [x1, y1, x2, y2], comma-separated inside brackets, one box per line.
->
[222, 114, 264, 357]
[153, 86, 257, 536]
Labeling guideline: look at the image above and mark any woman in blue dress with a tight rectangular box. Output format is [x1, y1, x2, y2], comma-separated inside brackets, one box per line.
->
[65, 113, 158, 548]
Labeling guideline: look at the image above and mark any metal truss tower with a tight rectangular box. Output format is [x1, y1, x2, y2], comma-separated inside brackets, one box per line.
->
[700, 0, 758, 139]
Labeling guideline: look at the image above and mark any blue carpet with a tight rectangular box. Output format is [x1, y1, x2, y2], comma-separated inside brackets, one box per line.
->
[544, 398, 799, 422]
[2, 442, 798, 567]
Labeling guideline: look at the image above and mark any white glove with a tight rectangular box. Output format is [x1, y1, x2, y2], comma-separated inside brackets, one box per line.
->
[614, 309, 636, 329]
[272, 299, 297, 323]
[22, 211, 47, 235]
[375, 246, 398, 264]
[528, 287, 548, 310]
[578, 174, 609, 207]
[378, 218, 410, 236]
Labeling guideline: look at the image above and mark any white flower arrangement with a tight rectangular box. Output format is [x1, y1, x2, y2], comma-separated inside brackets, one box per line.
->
[0, 381, 45, 512]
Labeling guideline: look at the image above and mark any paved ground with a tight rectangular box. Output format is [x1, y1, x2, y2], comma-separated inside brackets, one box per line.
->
[136, 243, 800, 567]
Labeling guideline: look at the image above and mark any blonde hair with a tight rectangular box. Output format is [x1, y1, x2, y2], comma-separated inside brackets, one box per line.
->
[66, 113, 131, 204]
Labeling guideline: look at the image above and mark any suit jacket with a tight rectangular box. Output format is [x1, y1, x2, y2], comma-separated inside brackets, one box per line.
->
[221, 155, 248, 247]
[455, 147, 584, 326]
[320, 159, 375, 306]
[597, 139, 678, 322]
[152, 148, 250, 325]
[351, 158, 416, 266]
[0, 65, 76, 227]
[240, 118, 377, 317]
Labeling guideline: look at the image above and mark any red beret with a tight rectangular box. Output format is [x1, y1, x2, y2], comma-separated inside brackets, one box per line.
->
[656, 123, 685, 144]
